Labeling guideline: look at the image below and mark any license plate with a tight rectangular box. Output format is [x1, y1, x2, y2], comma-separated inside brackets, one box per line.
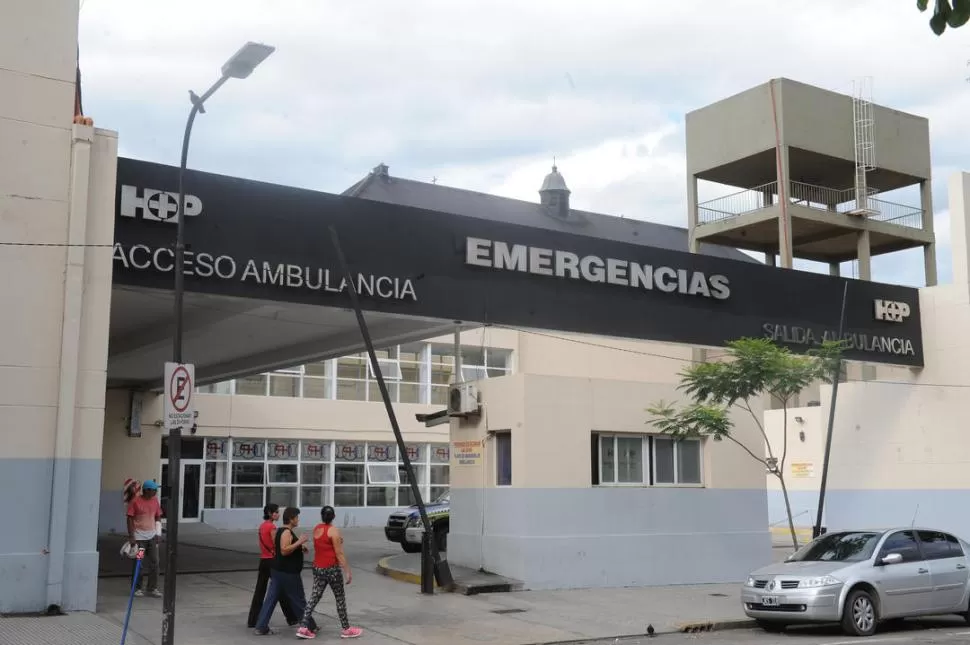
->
[761, 595, 779, 607]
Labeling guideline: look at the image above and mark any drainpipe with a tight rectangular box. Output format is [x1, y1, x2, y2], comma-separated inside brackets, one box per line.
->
[46, 123, 94, 610]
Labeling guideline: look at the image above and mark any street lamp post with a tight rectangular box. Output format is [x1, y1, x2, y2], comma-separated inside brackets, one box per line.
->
[162, 41, 274, 645]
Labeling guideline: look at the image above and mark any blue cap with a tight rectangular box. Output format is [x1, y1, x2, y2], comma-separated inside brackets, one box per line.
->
[142, 480, 159, 491]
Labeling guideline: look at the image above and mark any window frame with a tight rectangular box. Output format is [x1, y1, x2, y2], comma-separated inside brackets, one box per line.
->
[651, 436, 704, 488]
[878, 530, 924, 564]
[180, 437, 451, 511]
[194, 341, 515, 406]
[916, 530, 962, 561]
[596, 433, 649, 487]
[494, 432, 512, 487]
[591, 432, 704, 488]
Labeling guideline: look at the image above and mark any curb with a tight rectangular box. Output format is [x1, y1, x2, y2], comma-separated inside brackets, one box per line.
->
[674, 619, 758, 633]
[523, 620, 756, 645]
[376, 556, 439, 588]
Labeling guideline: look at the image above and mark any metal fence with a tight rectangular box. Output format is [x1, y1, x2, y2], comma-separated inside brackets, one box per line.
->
[697, 180, 924, 231]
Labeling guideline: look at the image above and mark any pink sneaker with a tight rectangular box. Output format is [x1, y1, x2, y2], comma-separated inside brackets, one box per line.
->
[340, 627, 363, 639]
[295, 627, 316, 640]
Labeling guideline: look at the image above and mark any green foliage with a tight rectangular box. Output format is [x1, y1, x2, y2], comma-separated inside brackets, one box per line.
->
[678, 338, 843, 410]
[919, 0, 970, 36]
[646, 337, 844, 444]
[647, 401, 731, 442]
[647, 337, 844, 552]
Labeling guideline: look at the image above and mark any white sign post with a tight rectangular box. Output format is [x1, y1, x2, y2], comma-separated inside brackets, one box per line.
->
[164, 362, 195, 432]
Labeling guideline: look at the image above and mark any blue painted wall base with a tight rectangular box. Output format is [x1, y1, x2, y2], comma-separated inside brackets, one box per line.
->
[449, 487, 772, 590]
[0, 458, 102, 613]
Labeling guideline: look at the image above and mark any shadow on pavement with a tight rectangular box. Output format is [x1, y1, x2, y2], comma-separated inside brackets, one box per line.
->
[98, 534, 259, 578]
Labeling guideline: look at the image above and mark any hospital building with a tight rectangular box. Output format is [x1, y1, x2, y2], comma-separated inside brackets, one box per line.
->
[3, 0, 969, 615]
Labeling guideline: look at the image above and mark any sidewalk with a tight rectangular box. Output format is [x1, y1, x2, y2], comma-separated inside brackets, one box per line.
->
[2, 572, 752, 645]
[3, 529, 795, 645]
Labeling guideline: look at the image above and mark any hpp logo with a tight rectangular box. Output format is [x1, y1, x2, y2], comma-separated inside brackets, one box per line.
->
[874, 299, 911, 323]
[120, 185, 203, 223]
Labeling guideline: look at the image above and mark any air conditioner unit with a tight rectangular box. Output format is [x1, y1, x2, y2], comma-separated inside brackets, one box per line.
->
[448, 382, 480, 416]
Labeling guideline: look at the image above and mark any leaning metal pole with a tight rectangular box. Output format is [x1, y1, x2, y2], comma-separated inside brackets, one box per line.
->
[328, 226, 453, 593]
[813, 280, 849, 540]
[163, 76, 228, 645]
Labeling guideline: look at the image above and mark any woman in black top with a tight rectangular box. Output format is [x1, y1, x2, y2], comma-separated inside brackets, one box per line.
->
[253, 507, 317, 635]
[247, 503, 299, 628]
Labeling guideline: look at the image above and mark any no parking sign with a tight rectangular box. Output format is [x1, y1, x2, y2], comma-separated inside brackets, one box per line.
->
[163, 362, 195, 432]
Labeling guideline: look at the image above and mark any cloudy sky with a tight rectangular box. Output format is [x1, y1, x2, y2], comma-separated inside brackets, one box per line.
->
[78, 1, 970, 287]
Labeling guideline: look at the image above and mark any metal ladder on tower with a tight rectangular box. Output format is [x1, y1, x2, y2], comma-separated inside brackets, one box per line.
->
[849, 77, 876, 217]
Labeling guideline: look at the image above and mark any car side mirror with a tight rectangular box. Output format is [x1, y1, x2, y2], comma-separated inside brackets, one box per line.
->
[880, 553, 903, 566]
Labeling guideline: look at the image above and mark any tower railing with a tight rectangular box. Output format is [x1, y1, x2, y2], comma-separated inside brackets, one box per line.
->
[697, 180, 923, 230]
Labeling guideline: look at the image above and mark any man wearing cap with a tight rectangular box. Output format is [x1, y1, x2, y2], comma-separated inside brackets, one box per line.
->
[127, 478, 163, 597]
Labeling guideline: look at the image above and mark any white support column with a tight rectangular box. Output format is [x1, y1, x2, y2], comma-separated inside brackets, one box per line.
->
[777, 145, 794, 269]
[950, 173, 970, 293]
[453, 327, 463, 384]
[326, 359, 337, 400]
[921, 179, 938, 287]
[687, 175, 700, 253]
[47, 124, 94, 608]
[418, 343, 431, 404]
[856, 230, 872, 282]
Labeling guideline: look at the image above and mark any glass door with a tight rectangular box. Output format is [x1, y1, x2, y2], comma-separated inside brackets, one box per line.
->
[180, 461, 203, 522]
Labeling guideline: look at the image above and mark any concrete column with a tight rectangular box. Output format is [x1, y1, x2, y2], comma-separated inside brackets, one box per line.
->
[829, 262, 840, 277]
[921, 179, 938, 287]
[949, 172, 970, 291]
[856, 230, 872, 281]
[46, 125, 94, 609]
[777, 145, 793, 268]
[691, 347, 708, 365]
[687, 174, 700, 253]
[765, 253, 776, 267]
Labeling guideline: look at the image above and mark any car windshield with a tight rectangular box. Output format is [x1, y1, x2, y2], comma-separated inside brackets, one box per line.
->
[787, 532, 882, 563]
[434, 491, 450, 504]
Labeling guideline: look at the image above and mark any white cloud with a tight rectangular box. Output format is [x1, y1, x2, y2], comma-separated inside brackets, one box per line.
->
[77, 0, 970, 286]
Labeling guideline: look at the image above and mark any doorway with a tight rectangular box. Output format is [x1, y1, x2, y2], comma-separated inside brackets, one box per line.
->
[160, 459, 204, 523]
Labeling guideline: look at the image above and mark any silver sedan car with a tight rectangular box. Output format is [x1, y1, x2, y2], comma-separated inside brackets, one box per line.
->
[742, 527, 970, 636]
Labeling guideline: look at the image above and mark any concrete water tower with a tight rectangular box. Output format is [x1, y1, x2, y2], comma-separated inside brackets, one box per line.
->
[685, 77, 936, 285]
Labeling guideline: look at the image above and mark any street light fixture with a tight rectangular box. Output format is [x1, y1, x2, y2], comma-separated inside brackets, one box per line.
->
[163, 40, 274, 645]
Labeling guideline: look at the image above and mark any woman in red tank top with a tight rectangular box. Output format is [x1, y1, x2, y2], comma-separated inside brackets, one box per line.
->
[295, 506, 362, 640]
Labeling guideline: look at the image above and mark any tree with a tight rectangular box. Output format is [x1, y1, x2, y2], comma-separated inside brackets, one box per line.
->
[919, 0, 970, 35]
[646, 337, 843, 552]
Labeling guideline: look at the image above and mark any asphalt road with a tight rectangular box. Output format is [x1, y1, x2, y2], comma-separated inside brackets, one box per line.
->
[575, 618, 970, 645]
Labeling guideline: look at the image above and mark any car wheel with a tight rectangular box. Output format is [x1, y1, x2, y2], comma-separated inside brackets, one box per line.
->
[961, 593, 970, 624]
[841, 589, 878, 637]
[755, 620, 786, 633]
[401, 542, 421, 553]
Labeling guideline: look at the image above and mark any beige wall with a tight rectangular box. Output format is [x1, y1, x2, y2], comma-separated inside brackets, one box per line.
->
[101, 389, 162, 489]
[424, 326, 520, 355]
[763, 172, 970, 498]
[516, 331, 692, 383]
[102, 390, 453, 488]
[451, 373, 765, 491]
[764, 407, 824, 493]
[686, 78, 930, 182]
[686, 81, 777, 176]
[0, 0, 118, 611]
[778, 79, 930, 180]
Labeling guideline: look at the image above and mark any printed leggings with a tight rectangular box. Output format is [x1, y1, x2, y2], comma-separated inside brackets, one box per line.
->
[301, 565, 350, 630]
